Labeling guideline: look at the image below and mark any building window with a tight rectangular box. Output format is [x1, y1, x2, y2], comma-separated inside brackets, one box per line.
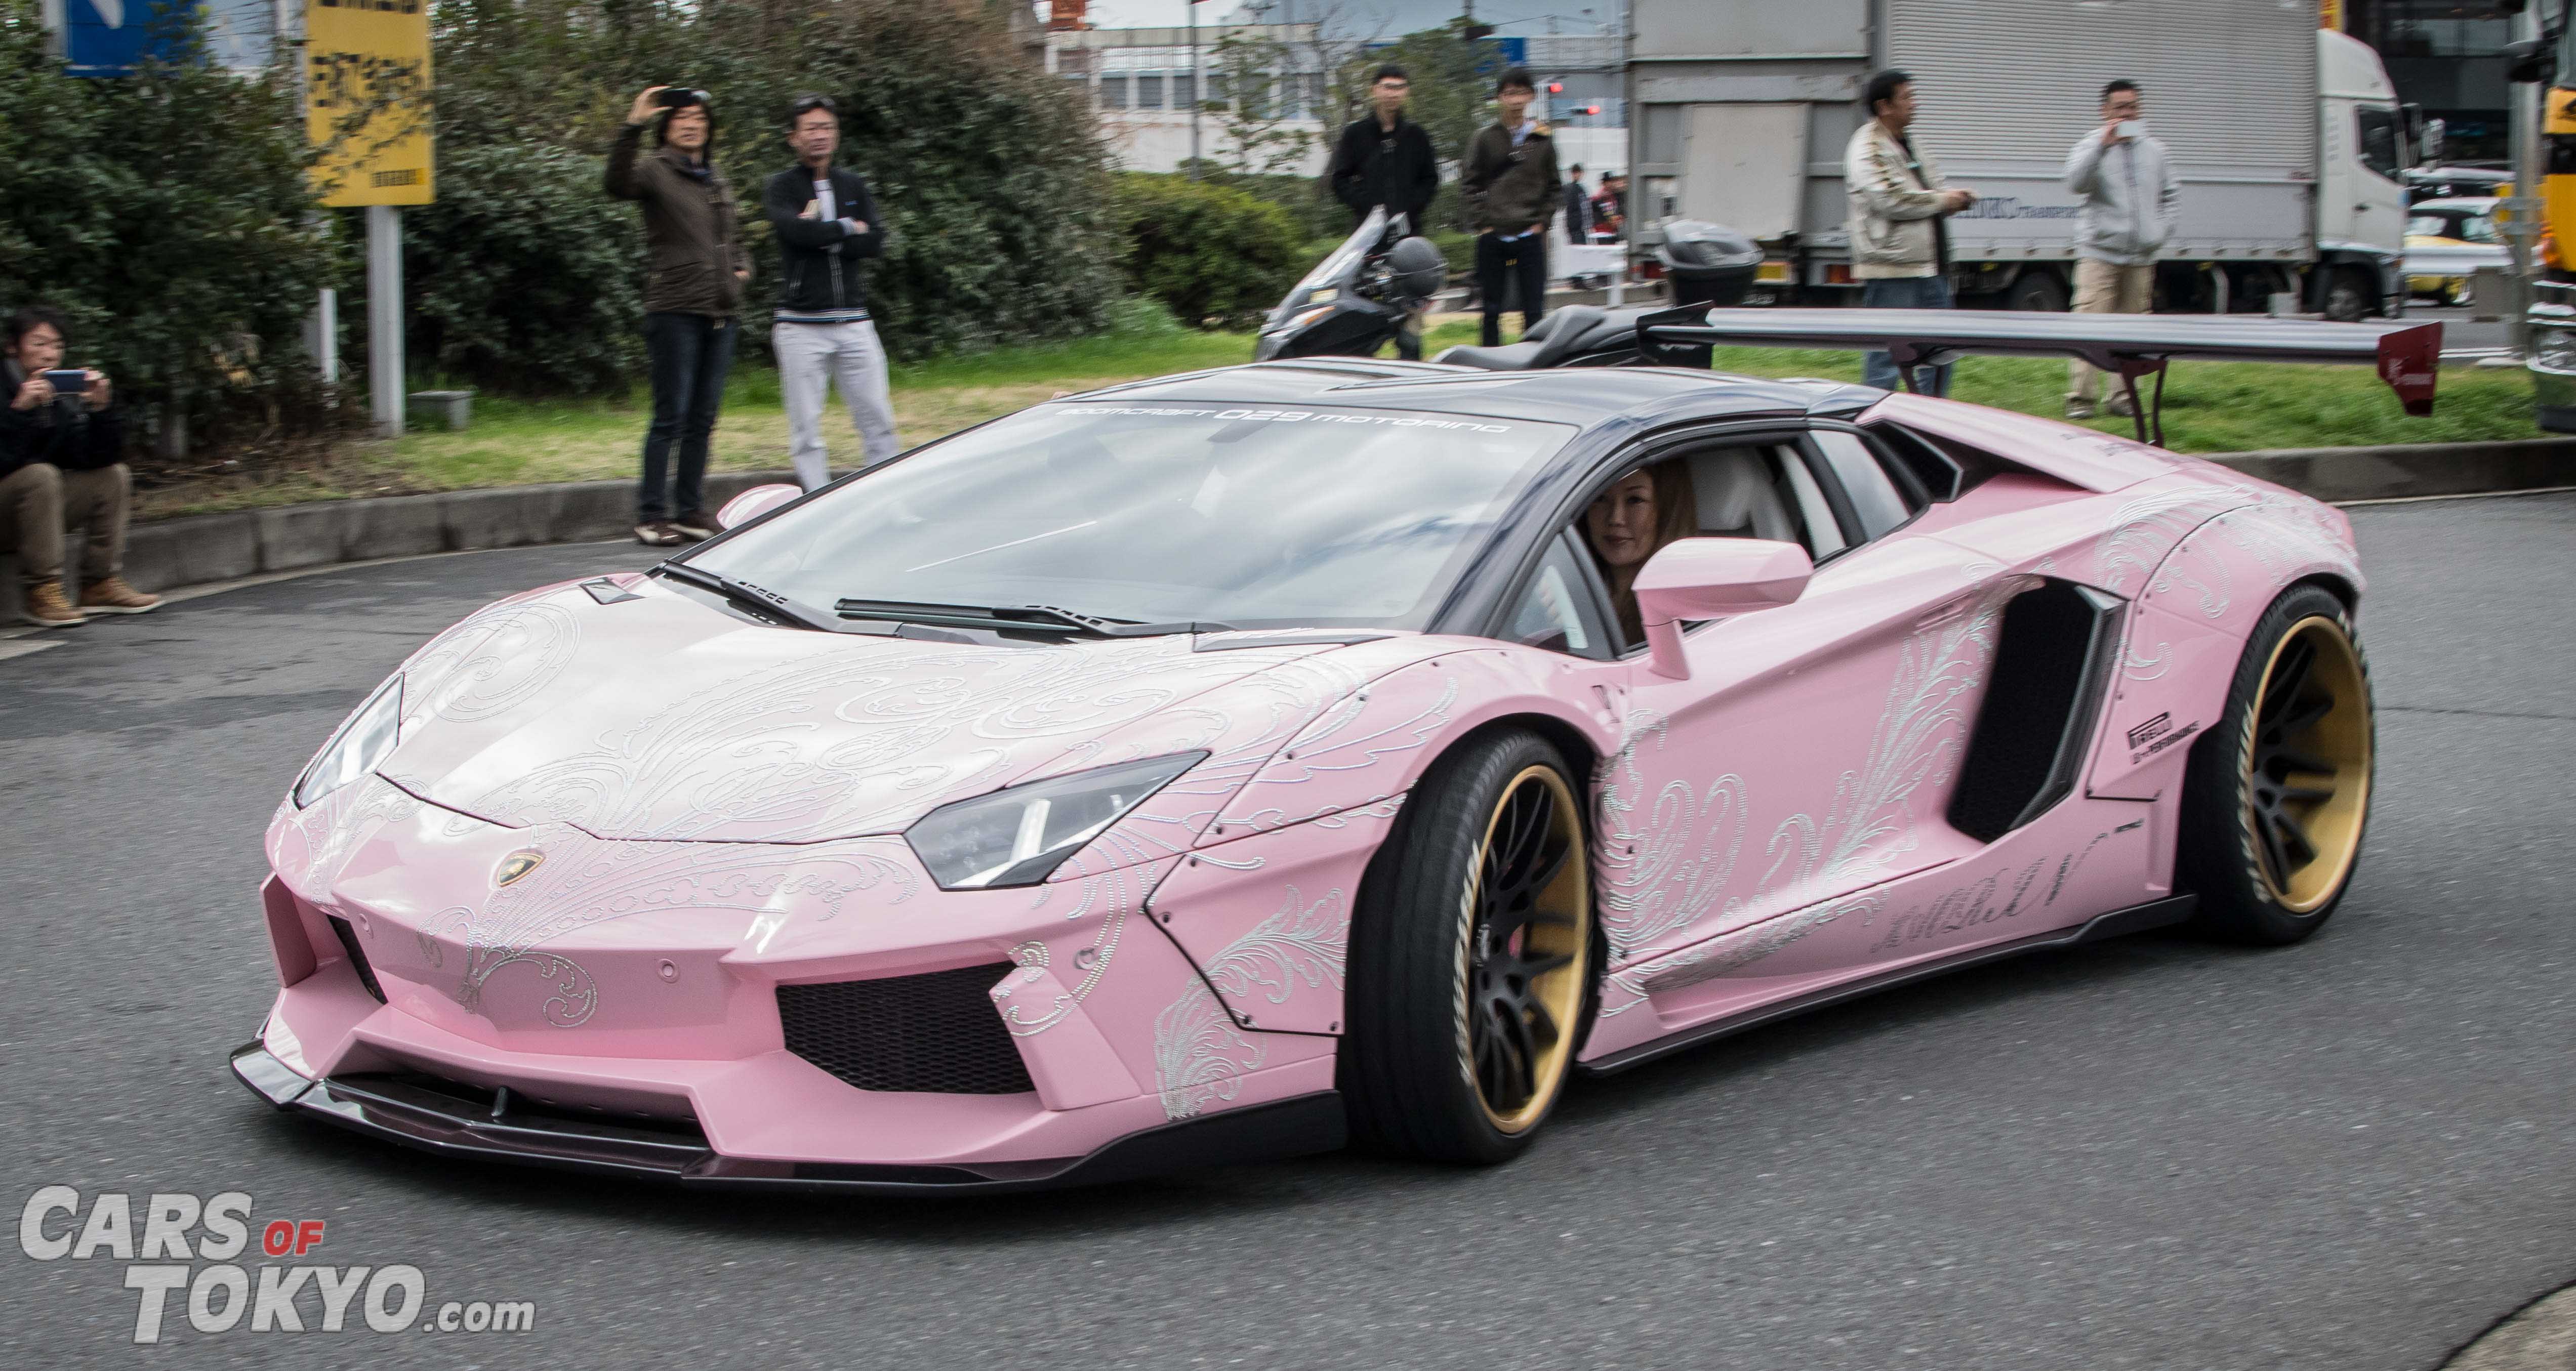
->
[1099, 74, 1129, 109]
[1172, 73, 1196, 110]
[1137, 73, 1165, 109]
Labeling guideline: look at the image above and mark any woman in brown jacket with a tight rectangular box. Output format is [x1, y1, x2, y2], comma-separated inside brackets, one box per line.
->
[607, 85, 753, 545]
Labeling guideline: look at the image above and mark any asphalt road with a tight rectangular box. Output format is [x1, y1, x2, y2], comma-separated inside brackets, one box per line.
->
[2, 494, 2571, 1370]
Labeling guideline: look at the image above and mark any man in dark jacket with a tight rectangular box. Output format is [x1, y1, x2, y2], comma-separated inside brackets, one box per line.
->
[607, 85, 752, 546]
[1326, 64, 1441, 360]
[0, 306, 156, 627]
[765, 94, 896, 489]
[1562, 164, 1591, 243]
[1461, 67, 1561, 347]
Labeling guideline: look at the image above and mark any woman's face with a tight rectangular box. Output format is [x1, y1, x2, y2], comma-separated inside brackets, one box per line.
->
[1585, 470, 1659, 570]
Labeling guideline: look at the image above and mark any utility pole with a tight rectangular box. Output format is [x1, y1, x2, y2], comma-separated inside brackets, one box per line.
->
[1188, 0, 1201, 180]
[2505, 3, 2545, 358]
[368, 206, 404, 437]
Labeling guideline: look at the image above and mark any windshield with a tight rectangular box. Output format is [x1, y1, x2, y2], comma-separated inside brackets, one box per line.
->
[690, 400, 1574, 632]
[1267, 207, 1386, 329]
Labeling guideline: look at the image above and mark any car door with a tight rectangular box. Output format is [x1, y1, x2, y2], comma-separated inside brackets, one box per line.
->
[1579, 425, 2024, 1018]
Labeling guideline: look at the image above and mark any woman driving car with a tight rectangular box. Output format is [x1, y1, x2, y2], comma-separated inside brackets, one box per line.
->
[1584, 459, 1698, 641]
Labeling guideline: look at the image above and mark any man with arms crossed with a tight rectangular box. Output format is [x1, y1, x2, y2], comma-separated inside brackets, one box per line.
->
[2062, 79, 2179, 419]
[1326, 66, 1440, 360]
[766, 95, 897, 490]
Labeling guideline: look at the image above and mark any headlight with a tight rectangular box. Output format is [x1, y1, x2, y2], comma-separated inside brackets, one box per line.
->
[293, 675, 404, 808]
[904, 752, 1204, 890]
[1266, 305, 1335, 336]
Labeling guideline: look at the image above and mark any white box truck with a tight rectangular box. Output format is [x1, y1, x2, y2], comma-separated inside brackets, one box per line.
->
[1625, 0, 2416, 320]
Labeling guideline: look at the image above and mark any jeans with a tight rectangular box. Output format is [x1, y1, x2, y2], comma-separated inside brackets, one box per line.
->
[1476, 232, 1548, 347]
[774, 319, 901, 490]
[640, 311, 738, 521]
[1860, 275, 1954, 397]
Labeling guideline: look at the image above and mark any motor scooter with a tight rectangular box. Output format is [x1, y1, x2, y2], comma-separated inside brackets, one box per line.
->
[1252, 208, 1450, 362]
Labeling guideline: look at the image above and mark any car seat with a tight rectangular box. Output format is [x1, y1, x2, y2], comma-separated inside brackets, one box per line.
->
[1688, 448, 1797, 543]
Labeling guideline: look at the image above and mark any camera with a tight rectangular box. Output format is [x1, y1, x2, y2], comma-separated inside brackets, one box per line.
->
[42, 368, 87, 395]
[658, 87, 710, 109]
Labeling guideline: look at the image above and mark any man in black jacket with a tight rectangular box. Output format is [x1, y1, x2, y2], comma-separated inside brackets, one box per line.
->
[1562, 164, 1591, 244]
[765, 94, 897, 490]
[607, 85, 752, 546]
[1326, 65, 1441, 359]
[0, 306, 156, 627]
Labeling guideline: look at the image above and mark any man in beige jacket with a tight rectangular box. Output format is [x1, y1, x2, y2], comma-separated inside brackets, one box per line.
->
[1844, 69, 1977, 395]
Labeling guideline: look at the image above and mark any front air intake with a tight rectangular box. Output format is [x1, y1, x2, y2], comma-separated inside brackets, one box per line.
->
[326, 915, 387, 1003]
[778, 964, 1036, 1095]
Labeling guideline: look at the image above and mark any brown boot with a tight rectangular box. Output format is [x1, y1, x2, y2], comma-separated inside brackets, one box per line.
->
[19, 579, 85, 629]
[79, 576, 162, 615]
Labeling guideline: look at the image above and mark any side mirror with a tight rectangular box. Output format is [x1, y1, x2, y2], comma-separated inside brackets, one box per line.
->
[1633, 537, 1813, 679]
[717, 483, 801, 530]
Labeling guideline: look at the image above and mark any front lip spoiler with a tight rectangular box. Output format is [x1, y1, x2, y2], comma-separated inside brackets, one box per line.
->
[230, 1044, 1346, 1195]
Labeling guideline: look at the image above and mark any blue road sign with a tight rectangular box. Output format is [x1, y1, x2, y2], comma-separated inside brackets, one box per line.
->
[59, 0, 199, 77]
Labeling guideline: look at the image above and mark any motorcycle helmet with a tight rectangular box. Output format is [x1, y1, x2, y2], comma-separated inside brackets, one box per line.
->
[1384, 236, 1449, 302]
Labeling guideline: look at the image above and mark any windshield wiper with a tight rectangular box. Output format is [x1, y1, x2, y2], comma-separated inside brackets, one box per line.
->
[654, 562, 840, 633]
[832, 599, 1235, 638]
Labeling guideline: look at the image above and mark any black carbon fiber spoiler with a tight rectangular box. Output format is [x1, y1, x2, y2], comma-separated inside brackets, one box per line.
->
[1637, 307, 2444, 446]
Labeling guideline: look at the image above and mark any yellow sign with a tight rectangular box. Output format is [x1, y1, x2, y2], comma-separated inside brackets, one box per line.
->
[306, 0, 434, 206]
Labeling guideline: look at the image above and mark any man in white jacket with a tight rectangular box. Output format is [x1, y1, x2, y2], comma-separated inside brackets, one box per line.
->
[2063, 79, 2181, 419]
[1845, 70, 1977, 395]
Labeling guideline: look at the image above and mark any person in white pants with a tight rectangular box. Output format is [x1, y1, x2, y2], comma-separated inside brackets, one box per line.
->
[764, 94, 900, 490]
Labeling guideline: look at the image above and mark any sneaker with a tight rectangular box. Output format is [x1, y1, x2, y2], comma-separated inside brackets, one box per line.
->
[672, 511, 719, 541]
[2106, 391, 2138, 418]
[78, 576, 161, 615]
[634, 522, 684, 547]
[18, 578, 85, 629]
[2064, 400, 2097, 421]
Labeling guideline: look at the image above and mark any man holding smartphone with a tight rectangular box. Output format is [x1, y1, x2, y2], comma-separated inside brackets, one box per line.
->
[765, 94, 897, 491]
[607, 85, 752, 546]
[0, 306, 157, 627]
[2063, 79, 2179, 420]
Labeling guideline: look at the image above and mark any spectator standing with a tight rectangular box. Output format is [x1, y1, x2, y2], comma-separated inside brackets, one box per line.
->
[1326, 65, 1440, 360]
[2062, 79, 2179, 419]
[0, 306, 157, 627]
[765, 95, 897, 490]
[1562, 163, 1592, 244]
[607, 85, 752, 547]
[1462, 68, 1561, 348]
[1844, 69, 1977, 395]
[1590, 172, 1627, 242]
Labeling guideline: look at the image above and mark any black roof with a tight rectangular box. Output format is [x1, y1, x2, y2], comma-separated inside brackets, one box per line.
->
[1066, 360, 1844, 430]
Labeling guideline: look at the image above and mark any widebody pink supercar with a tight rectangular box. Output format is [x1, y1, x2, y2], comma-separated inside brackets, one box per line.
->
[233, 359, 2373, 1191]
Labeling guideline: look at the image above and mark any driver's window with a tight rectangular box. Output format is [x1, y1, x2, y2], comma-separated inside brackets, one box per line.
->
[1504, 534, 1616, 660]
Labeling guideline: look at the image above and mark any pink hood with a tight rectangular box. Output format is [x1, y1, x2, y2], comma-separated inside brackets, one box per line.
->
[371, 579, 1373, 844]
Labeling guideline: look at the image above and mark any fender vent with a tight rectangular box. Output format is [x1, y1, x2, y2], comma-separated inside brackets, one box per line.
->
[1947, 580, 2122, 843]
[778, 964, 1035, 1095]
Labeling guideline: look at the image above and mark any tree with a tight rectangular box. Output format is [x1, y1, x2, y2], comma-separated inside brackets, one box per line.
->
[1204, 29, 1315, 179]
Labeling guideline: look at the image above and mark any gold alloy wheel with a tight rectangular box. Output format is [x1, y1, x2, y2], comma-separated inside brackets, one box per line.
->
[1456, 765, 1593, 1134]
[2242, 615, 2373, 912]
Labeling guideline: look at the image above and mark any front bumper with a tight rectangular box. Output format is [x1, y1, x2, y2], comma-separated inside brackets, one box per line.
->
[231, 1043, 1343, 1194]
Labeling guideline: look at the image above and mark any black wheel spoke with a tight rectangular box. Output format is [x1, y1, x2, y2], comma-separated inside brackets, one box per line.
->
[2273, 810, 2319, 865]
[2278, 781, 2335, 803]
[2272, 748, 2336, 778]
[2255, 809, 2295, 885]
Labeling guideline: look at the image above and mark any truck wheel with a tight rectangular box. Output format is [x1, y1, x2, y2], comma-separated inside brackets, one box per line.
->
[2007, 271, 2068, 313]
[2319, 267, 2375, 322]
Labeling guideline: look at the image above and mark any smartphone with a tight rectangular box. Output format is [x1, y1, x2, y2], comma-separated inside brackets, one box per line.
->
[42, 368, 87, 394]
[658, 87, 709, 108]
[2112, 119, 2148, 142]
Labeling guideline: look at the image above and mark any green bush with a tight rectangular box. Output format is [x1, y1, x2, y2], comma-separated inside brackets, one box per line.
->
[1111, 174, 1303, 329]
[0, 0, 336, 451]
[394, 145, 645, 395]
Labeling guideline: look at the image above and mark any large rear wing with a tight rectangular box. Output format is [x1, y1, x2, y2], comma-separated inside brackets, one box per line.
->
[1635, 306, 2443, 446]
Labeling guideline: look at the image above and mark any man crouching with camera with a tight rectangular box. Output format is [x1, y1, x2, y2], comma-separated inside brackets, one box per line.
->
[1, 306, 158, 627]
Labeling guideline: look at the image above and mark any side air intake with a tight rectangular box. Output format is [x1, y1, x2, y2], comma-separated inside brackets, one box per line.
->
[1947, 580, 2123, 843]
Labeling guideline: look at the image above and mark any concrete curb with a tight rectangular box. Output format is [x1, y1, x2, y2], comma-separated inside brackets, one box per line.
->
[2439, 1283, 2576, 1370]
[3, 437, 2570, 626]
[0, 469, 797, 626]
[2204, 437, 2576, 503]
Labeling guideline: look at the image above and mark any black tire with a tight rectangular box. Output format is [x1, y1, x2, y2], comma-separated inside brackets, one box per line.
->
[2177, 584, 2376, 944]
[2006, 270, 2069, 313]
[1340, 729, 1595, 1164]
[2319, 266, 2375, 322]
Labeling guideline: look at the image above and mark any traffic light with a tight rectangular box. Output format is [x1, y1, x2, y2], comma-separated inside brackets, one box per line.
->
[1547, 81, 1563, 94]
